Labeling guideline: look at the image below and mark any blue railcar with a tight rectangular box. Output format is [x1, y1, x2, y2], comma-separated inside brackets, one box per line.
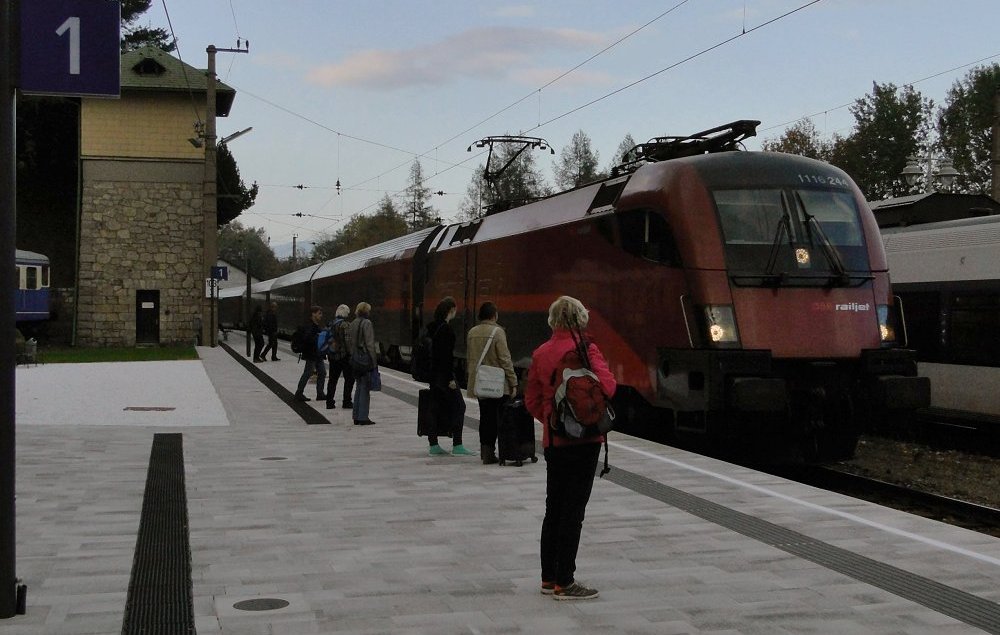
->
[15, 249, 50, 324]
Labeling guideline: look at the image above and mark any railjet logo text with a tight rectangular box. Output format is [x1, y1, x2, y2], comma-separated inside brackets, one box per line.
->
[811, 302, 871, 312]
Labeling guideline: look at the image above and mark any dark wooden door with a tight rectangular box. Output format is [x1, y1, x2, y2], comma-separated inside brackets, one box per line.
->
[136, 290, 160, 344]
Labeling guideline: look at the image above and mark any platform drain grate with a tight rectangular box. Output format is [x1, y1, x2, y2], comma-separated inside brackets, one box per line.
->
[121, 433, 194, 634]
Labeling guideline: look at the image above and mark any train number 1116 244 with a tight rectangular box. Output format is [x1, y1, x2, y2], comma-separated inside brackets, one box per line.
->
[797, 173, 850, 187]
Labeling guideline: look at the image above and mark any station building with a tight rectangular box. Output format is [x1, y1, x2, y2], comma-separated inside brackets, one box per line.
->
[73, 46, 235, 346]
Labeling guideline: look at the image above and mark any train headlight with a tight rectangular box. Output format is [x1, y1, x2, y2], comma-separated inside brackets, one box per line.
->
[877, 304, 897, 345]
[702, 305, 740, 347]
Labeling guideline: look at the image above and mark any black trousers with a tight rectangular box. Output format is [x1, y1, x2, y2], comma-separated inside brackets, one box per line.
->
[477, 395, 508, 449]
[252, 333, 265, 360]
[326, 357, 355, 405]
[427, 385, 465, 446]
[261, 333, 279, 359]
[540, 442, 600, 587]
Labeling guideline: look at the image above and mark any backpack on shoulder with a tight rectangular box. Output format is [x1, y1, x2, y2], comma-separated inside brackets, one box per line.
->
[290, 326, 306, 354]
[550, 329, 615, 476]
[410, 322, 442, 383]
[317, 327, 332, 356]
[327, 319, 348, 361]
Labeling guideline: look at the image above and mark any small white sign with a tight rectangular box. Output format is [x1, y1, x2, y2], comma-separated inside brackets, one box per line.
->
[141, 302, 154, 309]
[204, 278, 217, 298]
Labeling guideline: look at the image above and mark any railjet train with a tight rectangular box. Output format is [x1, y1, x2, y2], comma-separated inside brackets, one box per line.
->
[223, 121, 929, 461]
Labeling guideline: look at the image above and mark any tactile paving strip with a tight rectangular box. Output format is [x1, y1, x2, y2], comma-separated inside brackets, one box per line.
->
[608, 468, 1000, 634]
[121, 433, 194, 634]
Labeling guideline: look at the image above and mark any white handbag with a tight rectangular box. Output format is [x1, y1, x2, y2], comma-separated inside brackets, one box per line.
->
[473, 327, 506, 399]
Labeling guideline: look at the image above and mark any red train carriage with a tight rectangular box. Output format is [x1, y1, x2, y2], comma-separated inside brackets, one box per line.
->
[416, 131, 927, 460]
[262, 122, 928, 461]
[311, 226, 443, 363]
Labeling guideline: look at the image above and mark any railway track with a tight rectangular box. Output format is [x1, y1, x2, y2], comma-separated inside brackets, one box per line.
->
[904, 407, 1000, 458]
[778, 465, 1000, 538]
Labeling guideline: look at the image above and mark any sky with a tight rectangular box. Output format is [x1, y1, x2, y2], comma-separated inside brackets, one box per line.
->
[145, 0, 1000, 256]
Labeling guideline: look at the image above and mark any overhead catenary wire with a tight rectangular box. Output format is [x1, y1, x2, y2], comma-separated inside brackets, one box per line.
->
[759, 51, 1000, 134]
[228, 2, 693, 205]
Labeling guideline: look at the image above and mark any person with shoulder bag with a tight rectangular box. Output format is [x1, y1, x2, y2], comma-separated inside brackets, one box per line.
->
[346, 301, 376, 425]
[466, 301, 518, 464]
[524, 296, 616, 601]
[426, 297, 472, 456]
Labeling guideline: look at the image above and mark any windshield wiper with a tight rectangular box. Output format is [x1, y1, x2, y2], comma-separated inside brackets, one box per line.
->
[794, 192, 850, 286]
[763, 192, 794, 281]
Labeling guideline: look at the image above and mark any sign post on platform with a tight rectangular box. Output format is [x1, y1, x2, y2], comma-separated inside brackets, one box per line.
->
[1, 0, 21, 617]
[1, 0, 120, 619]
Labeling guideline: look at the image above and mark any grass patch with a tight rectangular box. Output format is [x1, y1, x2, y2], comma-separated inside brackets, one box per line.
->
[38, 346, 200, 364]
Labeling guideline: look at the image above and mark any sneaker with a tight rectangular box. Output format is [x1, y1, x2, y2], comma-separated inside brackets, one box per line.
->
[341, 402, 353, 409]
[354, 419, 376, 426]
[451, 444, 474, 456]
[428, 444, 448, 456]
[540, 581, 556, 595]
[553, 582, 599, 601]
[293, 394, 311, 402]
[272, 357, 281, 361]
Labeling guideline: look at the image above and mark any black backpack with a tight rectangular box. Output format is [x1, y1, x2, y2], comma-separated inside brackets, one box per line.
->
[410, 323, 442, 382]
[290, 326, 306, 354]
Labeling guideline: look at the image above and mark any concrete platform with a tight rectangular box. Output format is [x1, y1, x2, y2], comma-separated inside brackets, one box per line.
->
[6, 337, 1000, 634]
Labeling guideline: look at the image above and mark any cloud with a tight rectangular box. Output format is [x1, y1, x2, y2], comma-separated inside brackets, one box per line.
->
[490, 5, 535, 18]
[252, 51, 304, 71]
[305, 26, 606, 90]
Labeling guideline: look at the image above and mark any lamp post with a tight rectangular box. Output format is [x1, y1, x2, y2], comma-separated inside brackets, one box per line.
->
[901, 153, 960, 193]
[244, 247, 252, 358]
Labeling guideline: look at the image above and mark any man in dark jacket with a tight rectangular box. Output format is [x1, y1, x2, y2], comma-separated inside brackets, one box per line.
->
[261, 302, 280, 361]
[294, 306, 327, 402]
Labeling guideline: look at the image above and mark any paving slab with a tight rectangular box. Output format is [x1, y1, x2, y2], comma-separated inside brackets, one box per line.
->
[4, 337, 1000, 634]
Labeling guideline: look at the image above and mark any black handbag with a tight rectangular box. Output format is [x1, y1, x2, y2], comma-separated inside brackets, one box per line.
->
[350, 349, 373, 374]
[417, 389, 451, 437]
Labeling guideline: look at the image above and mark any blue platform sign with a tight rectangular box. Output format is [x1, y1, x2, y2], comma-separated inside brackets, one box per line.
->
[20, 0, 121, 98]
[211, 266, 228, 281]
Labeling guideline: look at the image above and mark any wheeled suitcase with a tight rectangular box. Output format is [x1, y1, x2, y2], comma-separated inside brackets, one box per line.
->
[417, 389, 451, 438]
[498, 398, 538, 466]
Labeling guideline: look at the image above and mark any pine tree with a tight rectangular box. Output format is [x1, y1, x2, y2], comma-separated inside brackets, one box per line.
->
[405, 160, 438, 230]
[554, 130, 603, 190]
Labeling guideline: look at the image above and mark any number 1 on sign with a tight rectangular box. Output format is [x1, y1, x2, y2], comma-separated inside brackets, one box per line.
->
[55, 16, 81, 75]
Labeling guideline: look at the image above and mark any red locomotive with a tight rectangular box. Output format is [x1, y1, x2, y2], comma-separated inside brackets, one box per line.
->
[258, 121, 930, 461]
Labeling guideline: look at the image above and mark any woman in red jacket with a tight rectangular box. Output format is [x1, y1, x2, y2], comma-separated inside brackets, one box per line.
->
[525, 295, 616, 601]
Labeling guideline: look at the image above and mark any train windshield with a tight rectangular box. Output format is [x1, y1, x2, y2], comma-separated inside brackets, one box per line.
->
[713, 187, 869, 287]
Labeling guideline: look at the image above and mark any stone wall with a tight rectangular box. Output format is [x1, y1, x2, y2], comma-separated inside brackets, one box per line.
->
[77, 160, 204, 347]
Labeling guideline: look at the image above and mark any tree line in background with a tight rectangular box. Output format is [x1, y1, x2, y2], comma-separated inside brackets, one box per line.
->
[227, 63, 998, 281]
[762, 64, 999, 200]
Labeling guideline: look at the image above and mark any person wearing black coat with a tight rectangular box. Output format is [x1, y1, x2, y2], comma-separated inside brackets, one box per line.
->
[426, 296, 472, 457]
[250, 305, 266, 363]
[294, 306, 327, 402]
[260, 302, 280, 361]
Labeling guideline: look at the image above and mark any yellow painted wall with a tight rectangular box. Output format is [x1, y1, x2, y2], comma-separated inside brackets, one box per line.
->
[81, 92, 207, 160]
